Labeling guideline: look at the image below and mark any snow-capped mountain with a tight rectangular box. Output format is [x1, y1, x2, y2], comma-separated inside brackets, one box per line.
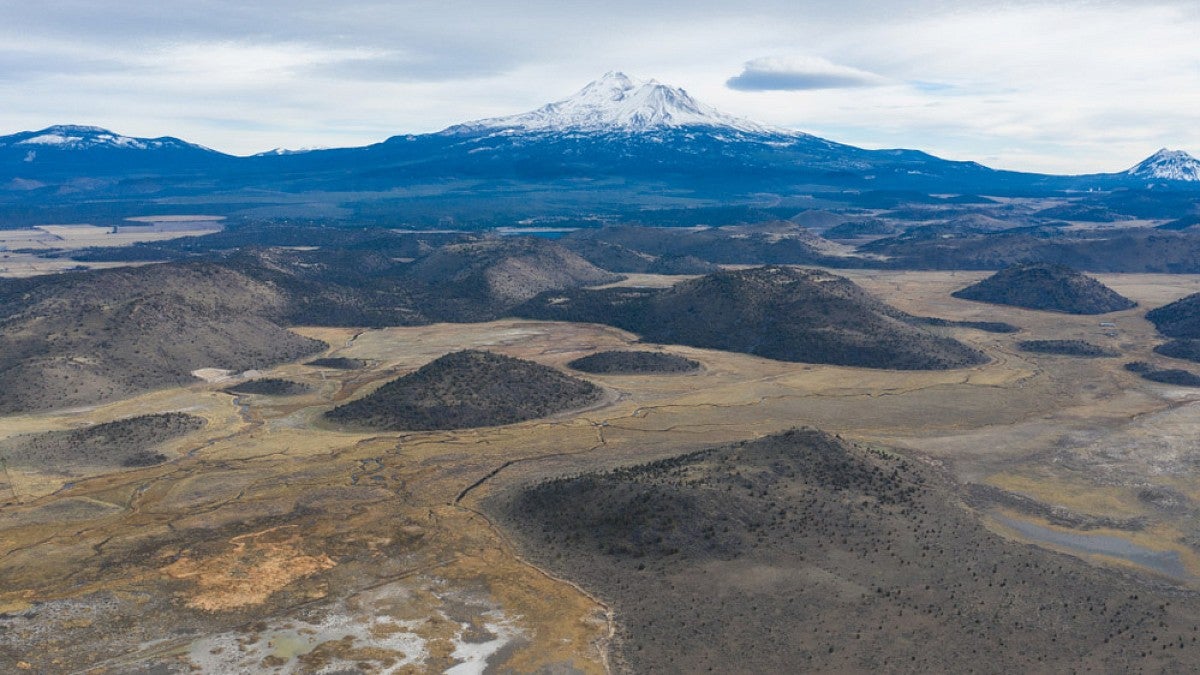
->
[383, 72, 1008, 194]
[1125, 148, 1200, 182]
[0, 125, 211, 153]
[444, 72, 785, 136]
[1, 125, 232, 180]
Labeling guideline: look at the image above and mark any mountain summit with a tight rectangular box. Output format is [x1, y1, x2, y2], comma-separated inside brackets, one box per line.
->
[1, 124, 229, 179]
[0, 125, 212, 153]
[1125, 148, 1200, 182]
[445, 72, 783, 135]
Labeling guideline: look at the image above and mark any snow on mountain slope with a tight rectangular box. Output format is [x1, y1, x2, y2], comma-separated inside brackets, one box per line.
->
[0, 125, 213, 152]
[444, 72, 792, 136]
[1125, 148, 1200, 182]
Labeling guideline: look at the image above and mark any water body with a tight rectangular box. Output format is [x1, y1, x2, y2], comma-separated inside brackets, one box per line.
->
[995, 514, 1191, 581]
[494, 227, 577, 239]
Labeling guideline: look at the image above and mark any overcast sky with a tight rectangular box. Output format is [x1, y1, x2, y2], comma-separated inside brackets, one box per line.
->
[1, 0, 1197, 173]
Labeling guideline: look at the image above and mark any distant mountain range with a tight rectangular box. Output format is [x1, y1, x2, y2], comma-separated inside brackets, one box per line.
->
[1, 73, 1197, 223]
[0, 124, 230, 181]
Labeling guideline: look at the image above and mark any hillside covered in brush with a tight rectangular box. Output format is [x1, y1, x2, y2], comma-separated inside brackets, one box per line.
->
[324, 350, 603, 430]
[0, 413, 205, 470]
[567, 350, 701, 374]
[0, 263, 324, 413]
[224, 236, 620, 325]
[562, 222, 850, 266]
[515, 266, 987, 370]
[405, 236, 622, 310]
[952, 263, 1136, 314]
[489, 428, 1200, 673]
[1147, 292, 1200, 341]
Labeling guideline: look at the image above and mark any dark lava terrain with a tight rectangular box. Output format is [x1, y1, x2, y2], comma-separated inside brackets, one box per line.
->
[567, 351, 701, 375]
[324, 349, 603, 431]
[490, 429, 1200, 673]
[516, 266, 987, 370]
[952, 263, 1137, 314]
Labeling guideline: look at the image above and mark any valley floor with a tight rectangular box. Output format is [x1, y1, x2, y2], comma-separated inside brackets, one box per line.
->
[4, 270, 1200, 671]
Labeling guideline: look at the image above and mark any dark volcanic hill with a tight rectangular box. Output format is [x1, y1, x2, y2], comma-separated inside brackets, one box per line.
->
[1147, 292, 1200, 340]
[1125, 361, 1200, 387]
[860, 229, 1200, 273]
[1017, 339, 1119, 357]
[822, 218, 902, 239]
[324, 350, 603, 431]
[562, 222, 849, 267]
[406, 237, 622, 307]
[488, 428, 1200, 673]
[224, 378, 311, 396]
[567, 351, 701, 375]
[0, 413, 205, 470]
[0, 263, 325, 414]
[221, 237, 619, 326]
[952, 263, 1136, 314]
[515, 266, 986, 370]
[1153, 339, 1200, 364]
[306, 357, 366, 370]
[560, 238, 720, 275]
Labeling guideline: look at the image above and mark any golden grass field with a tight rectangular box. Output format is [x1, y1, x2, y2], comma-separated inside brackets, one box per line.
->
[0, 219, 222, 277]
[4, 268, 1200, 671]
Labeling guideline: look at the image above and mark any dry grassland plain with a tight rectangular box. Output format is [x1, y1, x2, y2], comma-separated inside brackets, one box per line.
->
[0, 218, 223, 278]
[3, 269, 1200, 671]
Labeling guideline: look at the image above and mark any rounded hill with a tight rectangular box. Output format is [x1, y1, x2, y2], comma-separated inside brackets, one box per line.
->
[324, 350, 603, 431]
[1017, 340, 1118, 358]
[488, 427, 1200, 672]
[516, 266, 987, 370]
[951, 263, 1136, 314]
[1147, 292, 1200, 340]
[567, 350, 701, 375]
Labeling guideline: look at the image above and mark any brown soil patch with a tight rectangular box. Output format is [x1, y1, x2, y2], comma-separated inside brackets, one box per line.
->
[160, 525, 335, 611]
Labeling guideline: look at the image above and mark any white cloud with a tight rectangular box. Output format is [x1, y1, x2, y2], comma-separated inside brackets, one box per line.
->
[0, 1, 1197, 171]
[727, 56, 887, 90]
